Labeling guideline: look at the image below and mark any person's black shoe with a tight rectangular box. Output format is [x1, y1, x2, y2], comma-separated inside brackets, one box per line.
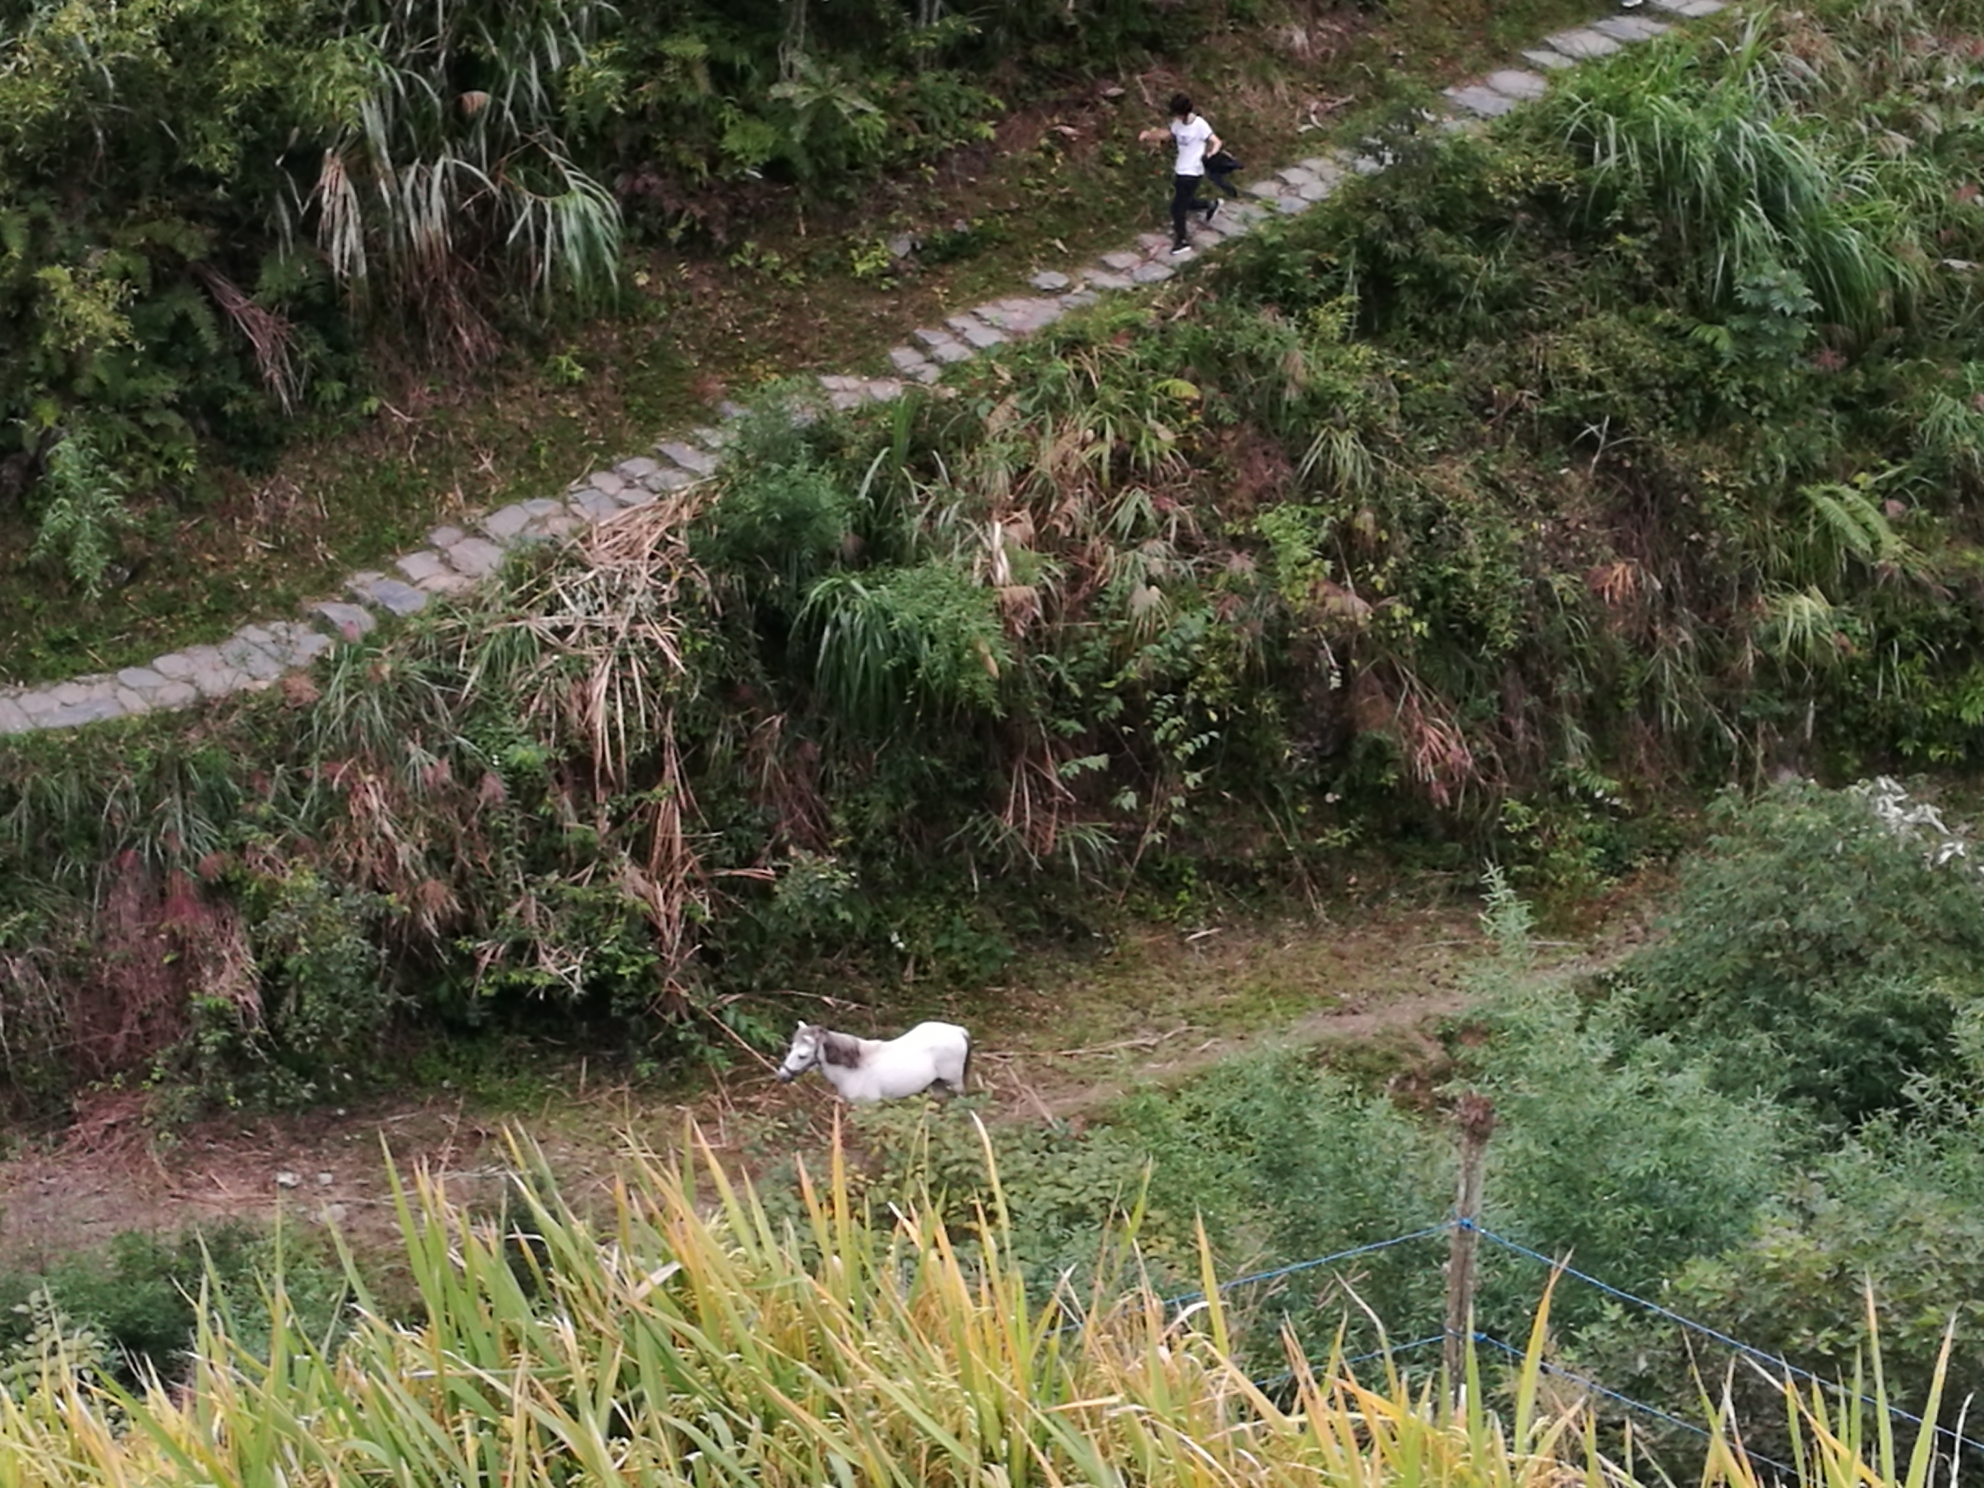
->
[1203, 198, 1221, 225]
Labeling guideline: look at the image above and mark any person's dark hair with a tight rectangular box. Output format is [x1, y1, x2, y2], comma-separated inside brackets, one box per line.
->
[1168, 93, 1192, 118]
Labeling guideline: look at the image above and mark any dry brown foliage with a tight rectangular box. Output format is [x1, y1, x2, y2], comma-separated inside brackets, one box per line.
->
[64, 857, 259, 1083]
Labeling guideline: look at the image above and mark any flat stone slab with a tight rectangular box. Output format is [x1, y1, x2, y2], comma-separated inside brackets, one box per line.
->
[616, 456, 660, 480]
[906, 361, 943, 384]
[48, 695, 129, 728]
[889, 345, 932, 374]
[444, 536, 506, 578]
[1484, 69, 1550, 100]
[825, 380, 903, 410]
[1645, 0, 1722, 14]
[1277, 166, 1320, 187]
[585, 470, 630, 496]
[656, 441, 718, 476]
[151, 651, 199, 682]
[975, 296, 1064, 334]
[219, 634, 288, 681]
[1100, 250, 1142, 271]
[1543, 26, 1622, 58]
[310, 602, 378, 639]
[911, 326, 955, 349]
[395, 550, 456, 586]
[117, 666, 165, 690]
[483, 503, 535, 543]
[427, 524, 468, 549]
[517, 511, 581, 541]
[1294, 178, 1339, 202]
[569, 487, 622, 521]
[1086, 270, 1134, 291]
[1593, 13, 1672, 39]
[1445, 84, 1518, 117]
[641, 466, 697, 494]
[1132, 261, 1177, 283]
[0, 696, 29, 734]
[1275, 194, 1311, 213]
[959, 322, 1008, 350]
[1243, 179, 1287, 200]
[239, 622, 298, 652]
[1061, 289, 1099, 309]
[350, 572, 429, 617]
[929, 340, 974, 364]
[173, 646, 248, 698]
[1522, 47, 1575, 68]
[1028, 270, 1073, 292]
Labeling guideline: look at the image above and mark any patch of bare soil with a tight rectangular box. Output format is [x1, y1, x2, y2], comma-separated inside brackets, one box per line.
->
[0, 885, 1662, 1273]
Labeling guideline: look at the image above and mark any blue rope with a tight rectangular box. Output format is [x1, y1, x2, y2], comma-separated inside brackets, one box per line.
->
[1162, 1221, 1455, 1311]
[1471, 1333, 1799, 1476]
[1469, 1223, 1984, 1457]
[1049, 1222, 1452, 1340]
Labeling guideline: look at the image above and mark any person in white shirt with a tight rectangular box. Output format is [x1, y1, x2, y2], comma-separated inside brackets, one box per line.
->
[1138, 93, 1223, 256]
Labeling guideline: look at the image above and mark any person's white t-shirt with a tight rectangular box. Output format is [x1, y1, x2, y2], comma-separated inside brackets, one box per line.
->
[1170, 115, 1214, 176]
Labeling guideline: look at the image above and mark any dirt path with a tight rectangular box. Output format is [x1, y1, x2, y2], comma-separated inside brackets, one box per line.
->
[0, 887, 1655, 1273]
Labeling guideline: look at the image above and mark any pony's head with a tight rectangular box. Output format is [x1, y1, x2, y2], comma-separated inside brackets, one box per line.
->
[776, 1022, 822, 1082]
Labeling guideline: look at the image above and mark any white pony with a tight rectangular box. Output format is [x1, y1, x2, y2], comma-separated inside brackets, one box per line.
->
[775, 1020, 972, 1102]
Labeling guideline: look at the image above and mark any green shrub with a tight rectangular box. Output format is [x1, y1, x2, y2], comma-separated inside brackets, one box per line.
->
[0, 1221, 347, 1386]
[1618, 781, 1984, 1128]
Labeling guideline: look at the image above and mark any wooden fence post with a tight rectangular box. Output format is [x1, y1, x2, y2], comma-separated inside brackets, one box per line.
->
[1443, 1091, 1496, 1401]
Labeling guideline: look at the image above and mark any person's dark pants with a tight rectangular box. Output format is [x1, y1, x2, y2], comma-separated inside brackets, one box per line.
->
[1207, 166, 1241, 198]
[1170, 172, 1212, 248]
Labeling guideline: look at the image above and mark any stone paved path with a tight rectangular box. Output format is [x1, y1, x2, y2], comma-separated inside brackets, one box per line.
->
[0, 0, 1723, 740]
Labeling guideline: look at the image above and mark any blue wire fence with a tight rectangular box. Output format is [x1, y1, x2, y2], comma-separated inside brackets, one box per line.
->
[1114, 1213, 1982, 1464]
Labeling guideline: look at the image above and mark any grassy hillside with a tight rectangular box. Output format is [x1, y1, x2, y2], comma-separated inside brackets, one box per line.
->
[0, 0, 1605, 686]
[3, 0, 1983, 1116]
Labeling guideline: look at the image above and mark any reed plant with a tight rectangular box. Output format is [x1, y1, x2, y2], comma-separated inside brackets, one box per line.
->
[0, 1121, 1954, 1488]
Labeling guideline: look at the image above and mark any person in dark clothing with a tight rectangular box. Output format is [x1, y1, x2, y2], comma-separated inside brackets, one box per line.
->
[1139, 93, 1223, 255]
[1205, 145, 1242, 198]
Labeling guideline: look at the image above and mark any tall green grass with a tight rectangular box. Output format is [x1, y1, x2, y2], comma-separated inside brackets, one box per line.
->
[0, 1123, 1953, 1488]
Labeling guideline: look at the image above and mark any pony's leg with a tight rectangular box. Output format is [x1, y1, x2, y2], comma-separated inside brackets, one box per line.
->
[935, 1045, 972, 1098]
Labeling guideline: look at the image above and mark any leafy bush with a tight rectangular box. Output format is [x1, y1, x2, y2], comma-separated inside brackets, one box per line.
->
[1618, 781, 1984, 1128]
[1566, 1086, 1984, 1465]
[0, 1221, 347, 1386]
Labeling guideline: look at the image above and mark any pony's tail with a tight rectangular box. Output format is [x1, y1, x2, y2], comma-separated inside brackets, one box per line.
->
[961, 1031, 974, 1095]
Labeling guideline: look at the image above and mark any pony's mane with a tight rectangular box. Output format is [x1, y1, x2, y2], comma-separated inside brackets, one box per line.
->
[820, 1030, 865, 1070]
